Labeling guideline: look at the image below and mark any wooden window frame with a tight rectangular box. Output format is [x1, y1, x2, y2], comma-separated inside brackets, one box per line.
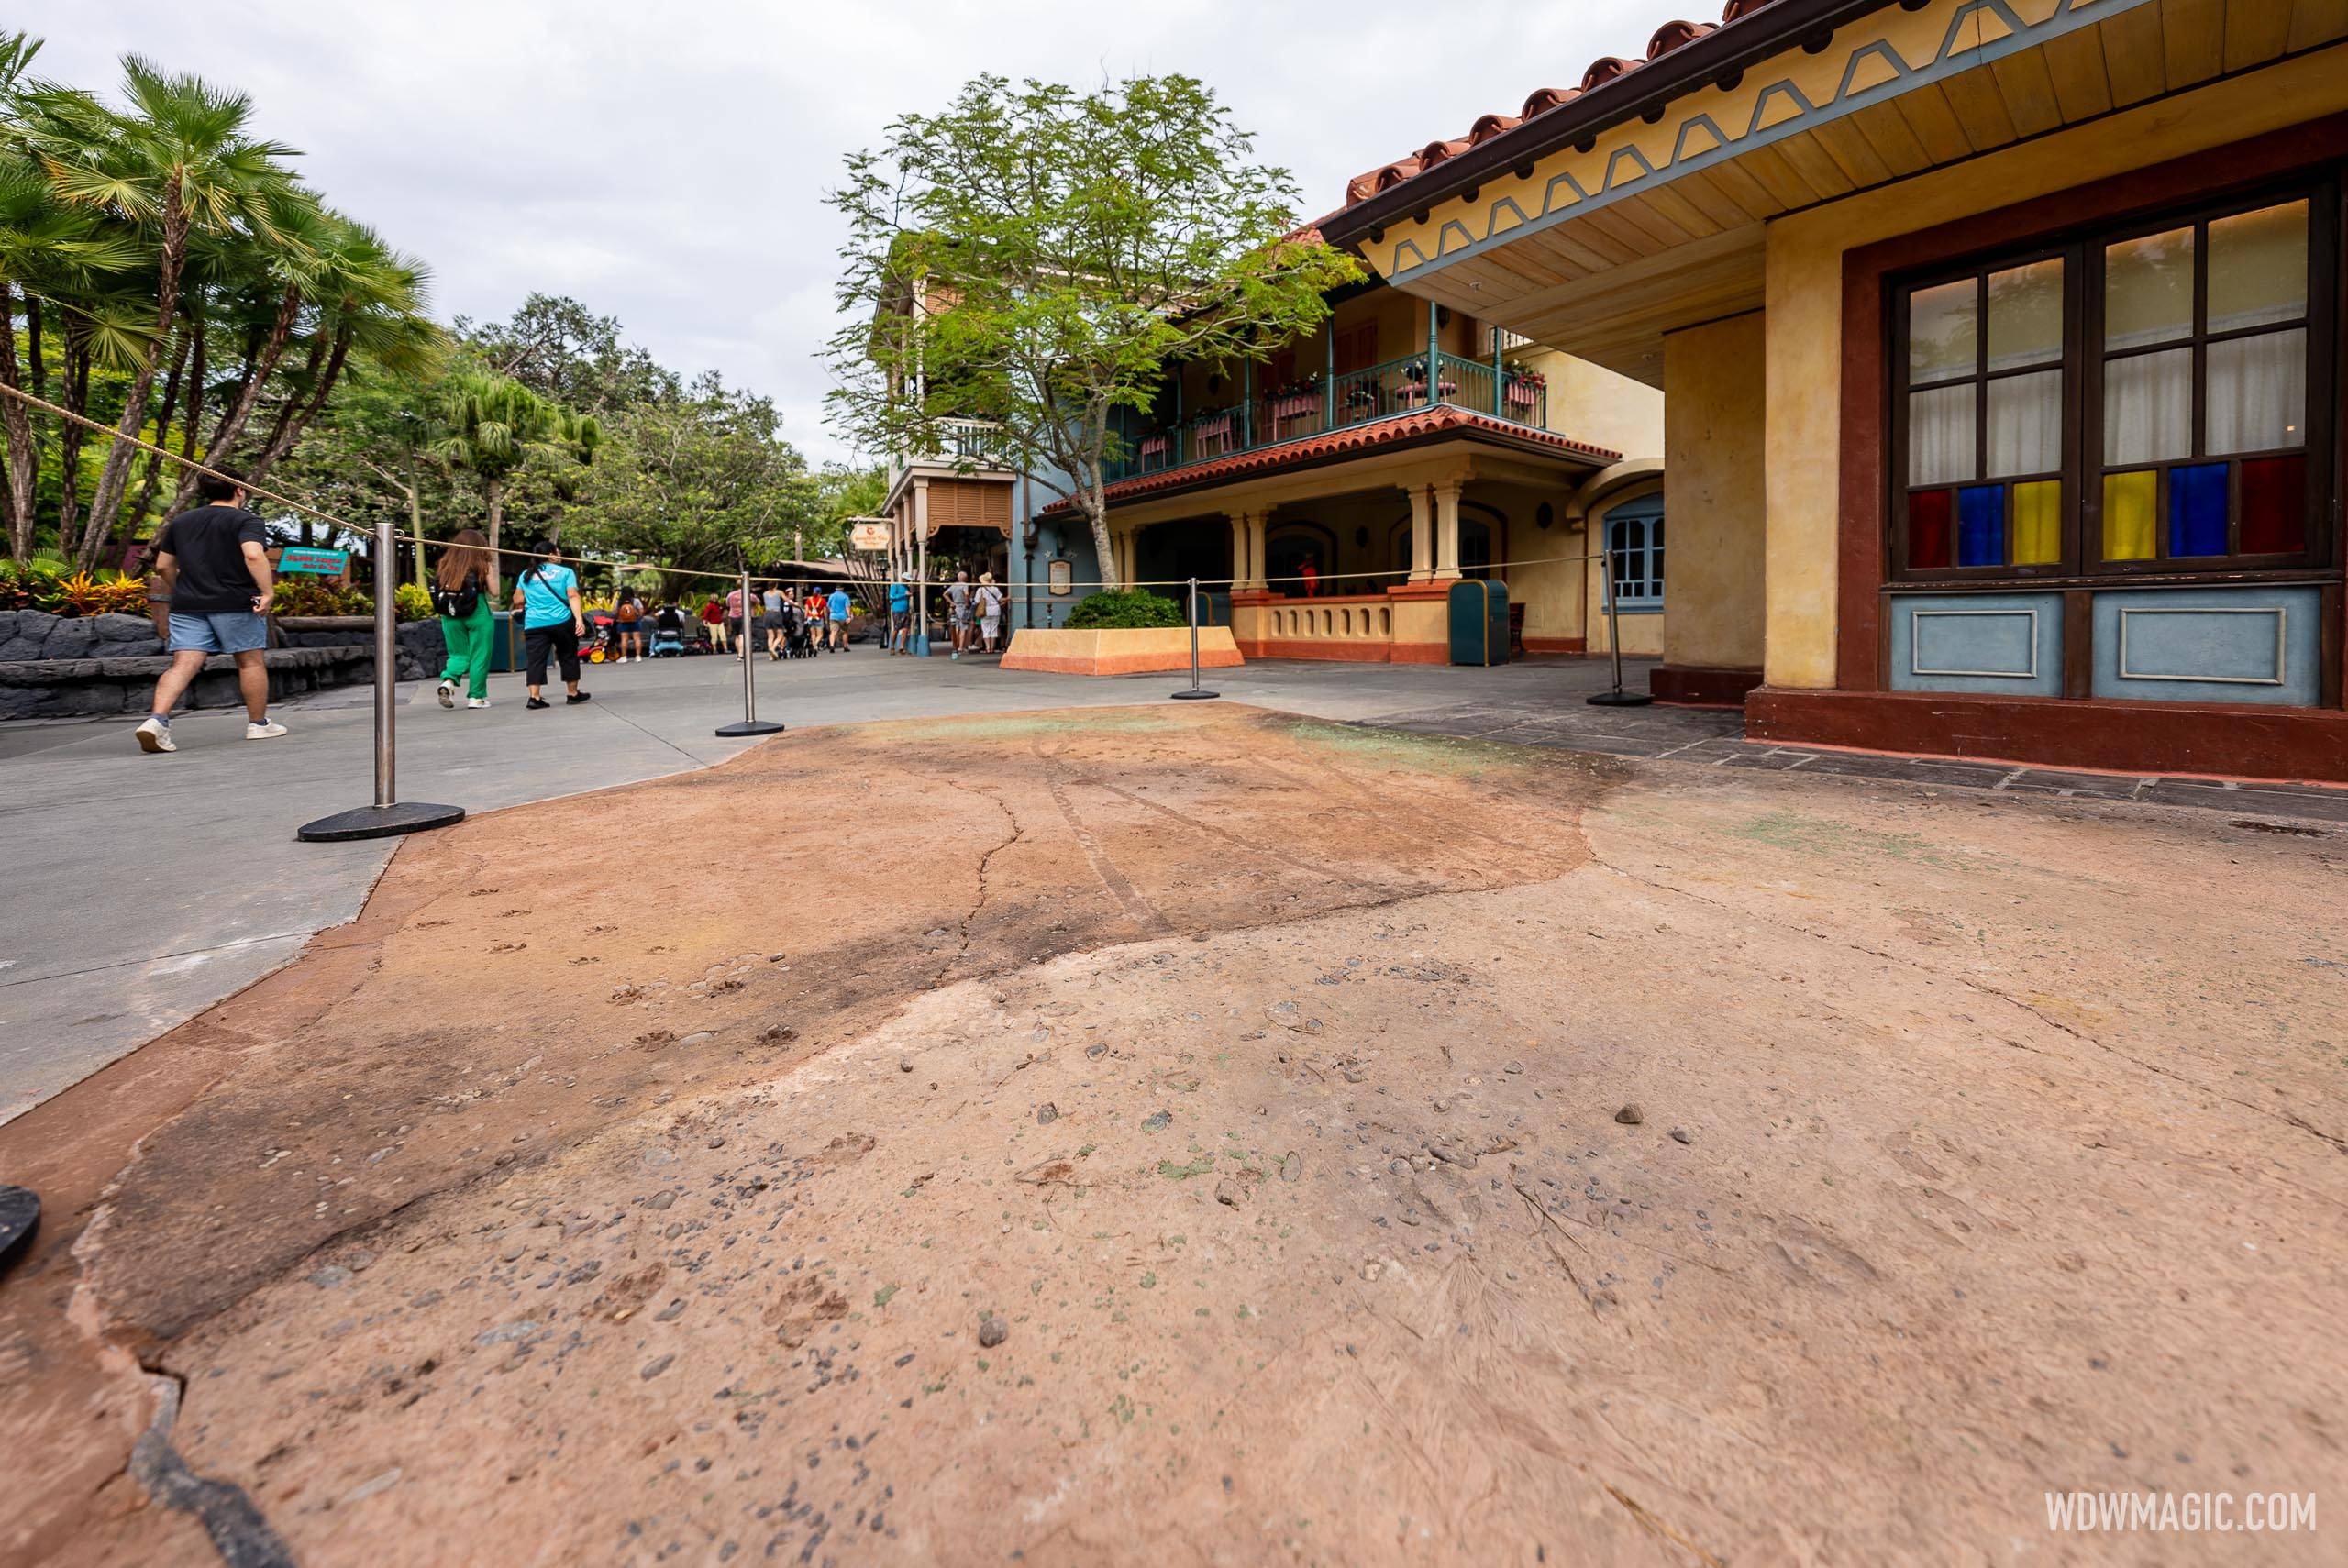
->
[1885, 176, 2339, 590]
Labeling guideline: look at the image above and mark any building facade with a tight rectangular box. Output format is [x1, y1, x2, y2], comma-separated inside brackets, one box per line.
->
[1039, 276, 1665, 663]
[1321, 0, 2348, 776]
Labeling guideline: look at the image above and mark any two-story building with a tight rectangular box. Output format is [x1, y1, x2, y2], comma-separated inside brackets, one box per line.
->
[1322, 0, 2348, 778]
[1038, 270, 1667, 663]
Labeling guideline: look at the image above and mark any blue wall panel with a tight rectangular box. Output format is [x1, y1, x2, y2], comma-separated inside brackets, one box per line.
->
[2090, 585, 2321, 706]
[1888, 592, 2064, 696]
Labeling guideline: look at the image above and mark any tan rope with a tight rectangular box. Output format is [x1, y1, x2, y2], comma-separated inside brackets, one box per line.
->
[0, 378, 1614, 594]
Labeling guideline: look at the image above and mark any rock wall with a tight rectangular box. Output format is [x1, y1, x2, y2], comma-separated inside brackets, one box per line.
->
[0, 614, 449, 721]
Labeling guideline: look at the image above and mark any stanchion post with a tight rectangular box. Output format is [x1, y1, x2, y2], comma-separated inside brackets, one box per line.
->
[296, 513, 468, 842]
[1587, 534, 1653, 708]
[717, 569, 784, 738]
[1170, 575, 1219, 701]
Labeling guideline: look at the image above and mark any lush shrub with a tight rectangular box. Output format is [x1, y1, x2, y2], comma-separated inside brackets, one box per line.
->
[393, 582, 434, 622]
[1063, 589, 1183, 629]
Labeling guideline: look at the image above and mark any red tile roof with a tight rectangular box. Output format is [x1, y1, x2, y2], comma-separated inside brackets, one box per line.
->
[1040, 407, 1621, 515]
[1336, 1, 1777, 214]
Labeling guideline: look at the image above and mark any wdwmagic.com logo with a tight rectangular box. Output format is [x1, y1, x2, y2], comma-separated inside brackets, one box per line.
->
[2045, 1492, 2316, 1533]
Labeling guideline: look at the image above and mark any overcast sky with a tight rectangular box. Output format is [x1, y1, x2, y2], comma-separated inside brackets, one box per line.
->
[35, 1, 1667, 465]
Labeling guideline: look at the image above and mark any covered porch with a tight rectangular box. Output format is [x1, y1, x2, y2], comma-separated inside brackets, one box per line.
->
[1078, 408, 1636, 664]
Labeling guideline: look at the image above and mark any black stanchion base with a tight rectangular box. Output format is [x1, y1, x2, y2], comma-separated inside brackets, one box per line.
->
[0, 1183, 38, 1269]
[1169, 690, 1221, 701]
[715, 720, 787, 737]
[1587, 691, 1655, 707]
[297, 801, 468, 843]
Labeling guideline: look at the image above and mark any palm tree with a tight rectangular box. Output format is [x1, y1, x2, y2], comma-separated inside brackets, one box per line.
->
[30, 55, 297, 568]
[426, 369, 599, 564]
[242, 215, 441, 491]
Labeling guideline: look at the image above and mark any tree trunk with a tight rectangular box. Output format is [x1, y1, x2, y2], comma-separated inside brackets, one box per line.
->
[244, 326, 349, 487]
[82, 190, 190, 569]
[126, 323, 195, 538]
[55, 334, 90, 558]
[0, 282, 40, 559]
[170, 282, 298, 513]
[25, 293, 43, 400]
[1082, 476, 1115, 591]
[486, 474, 504, 569]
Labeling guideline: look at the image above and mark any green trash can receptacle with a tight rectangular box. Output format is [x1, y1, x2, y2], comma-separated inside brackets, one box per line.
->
[1447, 580, 1508, 667]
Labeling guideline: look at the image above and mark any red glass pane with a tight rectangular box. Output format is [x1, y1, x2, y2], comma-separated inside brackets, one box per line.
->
[1909, 489, 1953, 569]
[2239, 453, 2308, 554]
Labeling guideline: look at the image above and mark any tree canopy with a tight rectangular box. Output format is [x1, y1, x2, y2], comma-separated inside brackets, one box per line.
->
[824, 73, 1359, 587]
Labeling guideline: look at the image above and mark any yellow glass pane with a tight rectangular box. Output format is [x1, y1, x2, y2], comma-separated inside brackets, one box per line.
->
[2105, 226, 2195, 349]
[2102, 470, 2157, 560]
[2012, 480, 2062, 565]
[2209, 200, 2308, 332]
[1988, 259, 2064, 370]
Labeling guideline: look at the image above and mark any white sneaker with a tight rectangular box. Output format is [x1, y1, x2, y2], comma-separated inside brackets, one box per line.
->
[245, 720, 288, 741]
[135, 716, 175, 754]
[467, 697, 492, 710]
[436, 679, 455, 708]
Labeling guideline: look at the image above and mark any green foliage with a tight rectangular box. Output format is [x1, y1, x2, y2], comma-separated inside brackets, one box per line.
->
[824, 72, 1360, 587]
[393, 580, 431, 622]
[567, 373, 817, 577]
[1063, 589, 1182, 630]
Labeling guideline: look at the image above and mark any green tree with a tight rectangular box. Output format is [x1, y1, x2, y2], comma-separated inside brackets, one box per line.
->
[569, 373, 817, 579]
[825, 73, 1357, 588]
[426, 367, 599, 563]
[29, 55, 300, 566]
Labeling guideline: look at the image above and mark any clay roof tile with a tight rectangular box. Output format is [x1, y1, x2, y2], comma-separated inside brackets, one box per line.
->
[1467, 113, 1522, 145]
[1647, 19, 1716, 59]
[1579, 56, 1640, 92]
[1519, 85, 1580, 119]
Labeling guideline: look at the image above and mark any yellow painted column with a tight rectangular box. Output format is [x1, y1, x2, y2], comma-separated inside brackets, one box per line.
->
[1249, 513, 1268, 589]
[1433, 481, 1463, 580]
[1407, 487, 1434, 583]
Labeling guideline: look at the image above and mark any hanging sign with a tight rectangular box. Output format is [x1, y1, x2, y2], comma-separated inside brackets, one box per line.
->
[849, 522, 892, 552]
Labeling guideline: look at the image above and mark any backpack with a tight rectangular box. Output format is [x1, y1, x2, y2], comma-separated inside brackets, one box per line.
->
[428, 571, 479, 619]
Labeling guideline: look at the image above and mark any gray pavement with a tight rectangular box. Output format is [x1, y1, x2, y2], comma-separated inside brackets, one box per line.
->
[0, 646, 1649, 1121]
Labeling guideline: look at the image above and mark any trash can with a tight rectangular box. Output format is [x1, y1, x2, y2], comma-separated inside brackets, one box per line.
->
[490, 611, 524, 673]
[1447, 580, 1508, 667]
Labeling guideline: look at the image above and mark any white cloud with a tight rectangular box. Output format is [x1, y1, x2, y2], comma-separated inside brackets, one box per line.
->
[33, 0, 1669, 462]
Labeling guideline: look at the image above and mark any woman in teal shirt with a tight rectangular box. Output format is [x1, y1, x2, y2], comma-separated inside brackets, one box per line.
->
[510, 542, 590, 710]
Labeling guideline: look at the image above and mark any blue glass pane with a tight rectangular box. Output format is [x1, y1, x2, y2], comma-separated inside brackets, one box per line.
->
[1957, 485, 2005, 567]
[2167, 462, 2230, 557]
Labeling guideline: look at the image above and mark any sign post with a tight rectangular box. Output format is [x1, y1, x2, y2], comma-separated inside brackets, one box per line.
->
[297, 518, 468, 841]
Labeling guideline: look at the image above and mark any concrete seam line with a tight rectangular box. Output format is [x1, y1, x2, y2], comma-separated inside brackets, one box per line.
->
[127, 1372, 298, 1568]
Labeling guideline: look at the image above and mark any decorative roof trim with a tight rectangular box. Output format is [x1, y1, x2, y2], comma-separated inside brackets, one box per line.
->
[1321, 0, 1900, 248]
[1039, 407, 1621, 516]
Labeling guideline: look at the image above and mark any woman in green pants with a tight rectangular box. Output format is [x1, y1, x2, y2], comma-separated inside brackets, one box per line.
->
[431, 528, 499, 709]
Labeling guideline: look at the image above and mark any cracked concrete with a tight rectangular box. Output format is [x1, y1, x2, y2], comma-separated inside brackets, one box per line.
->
[5, 702, 2344, 1565]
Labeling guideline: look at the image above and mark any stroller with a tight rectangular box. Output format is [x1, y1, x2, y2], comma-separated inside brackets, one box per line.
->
[784, 606, 818, 659]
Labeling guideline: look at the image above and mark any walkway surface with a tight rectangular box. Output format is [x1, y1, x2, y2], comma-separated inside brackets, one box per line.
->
[0, 651, 1636, 1123]
[3, 692, 2342, 1566]
[8, 648, 2348, 1125]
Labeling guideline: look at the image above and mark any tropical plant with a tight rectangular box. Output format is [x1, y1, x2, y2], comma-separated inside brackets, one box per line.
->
[1063, 588, 1182, 629]
[825, 73, 1359, 589]
[25, 56, 303, 568]
[426, 367, 599, 564]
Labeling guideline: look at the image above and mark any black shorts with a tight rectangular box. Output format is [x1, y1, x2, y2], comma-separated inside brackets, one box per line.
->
[524, 620, 580, 684]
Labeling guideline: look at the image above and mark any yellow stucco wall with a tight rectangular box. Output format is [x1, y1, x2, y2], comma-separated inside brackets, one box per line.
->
[1763, 47, 2348, 689]
[1525, 347, 1664, 462]
[1662, 312, 1766, 672]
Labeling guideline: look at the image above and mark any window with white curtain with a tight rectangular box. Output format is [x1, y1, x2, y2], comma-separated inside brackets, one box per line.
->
[1891, 185, 2332, 580]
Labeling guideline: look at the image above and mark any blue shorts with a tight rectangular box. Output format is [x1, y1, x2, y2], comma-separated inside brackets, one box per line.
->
[169, 610, 268, 655]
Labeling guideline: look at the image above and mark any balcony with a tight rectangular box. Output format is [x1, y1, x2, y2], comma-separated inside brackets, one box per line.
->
[888, 418, 1014, 488]
[1105, 351, 1549, 484]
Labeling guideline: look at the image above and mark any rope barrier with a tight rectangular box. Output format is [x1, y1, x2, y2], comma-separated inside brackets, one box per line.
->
[0, 379, 1614, 594]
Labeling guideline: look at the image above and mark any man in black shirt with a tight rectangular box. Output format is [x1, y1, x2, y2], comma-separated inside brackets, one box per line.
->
[134, 468, 286, 753]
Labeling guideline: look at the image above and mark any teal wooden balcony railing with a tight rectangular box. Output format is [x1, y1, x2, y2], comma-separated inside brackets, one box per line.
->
[1106, 351, 1549, 484]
